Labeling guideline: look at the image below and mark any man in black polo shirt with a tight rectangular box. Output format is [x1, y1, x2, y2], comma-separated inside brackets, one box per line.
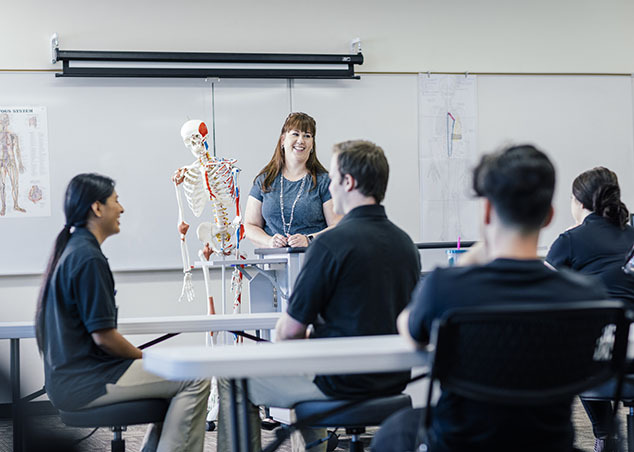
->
[371, 145, 607, 452]
[217, 140, 421, 451]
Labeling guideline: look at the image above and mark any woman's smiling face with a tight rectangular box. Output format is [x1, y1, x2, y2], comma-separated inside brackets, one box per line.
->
[281, 129, 314, 164]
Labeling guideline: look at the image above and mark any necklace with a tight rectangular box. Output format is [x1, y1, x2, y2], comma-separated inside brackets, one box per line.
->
[280, 173, 307, 236]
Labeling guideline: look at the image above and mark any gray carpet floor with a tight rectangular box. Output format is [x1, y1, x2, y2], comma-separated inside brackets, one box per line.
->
[0, 398, 627, 451]
[2, 414, 369, 452]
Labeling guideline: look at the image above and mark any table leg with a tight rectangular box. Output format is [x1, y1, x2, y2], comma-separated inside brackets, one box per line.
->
[239, 379, 251, 452]
[229, 379, 241, 452]
[287, 253, 302, 293]
[11, 338, 22, 452]
[221, 264, 226, 314]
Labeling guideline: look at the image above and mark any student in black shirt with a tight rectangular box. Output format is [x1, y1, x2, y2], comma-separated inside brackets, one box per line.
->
[36, 173, 210, 452]
[547, 166, 634, 452]
[372, 145, 606, 452]
[216, 140, 421, 452]
[547, 166, 634, 303]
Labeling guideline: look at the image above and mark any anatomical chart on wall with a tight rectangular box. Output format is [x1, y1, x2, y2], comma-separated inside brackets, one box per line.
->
[0, 106, 50, 218]
[419, 74, 478, 242]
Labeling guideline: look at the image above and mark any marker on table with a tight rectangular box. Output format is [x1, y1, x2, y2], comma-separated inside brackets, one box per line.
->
[457, 236, 461, 249]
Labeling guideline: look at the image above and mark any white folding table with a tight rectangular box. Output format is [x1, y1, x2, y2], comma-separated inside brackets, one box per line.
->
[143, 334, 429, 452]
[0, 312, 281, 452]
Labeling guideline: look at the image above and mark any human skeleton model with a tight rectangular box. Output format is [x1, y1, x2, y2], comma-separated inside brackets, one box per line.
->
[0, 113, 26, 216]
[172, 120, 245, 425]
[172, 119, 245, 310]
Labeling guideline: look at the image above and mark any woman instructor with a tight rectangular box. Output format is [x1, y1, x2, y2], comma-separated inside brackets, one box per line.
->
[244, 112, 340, 248]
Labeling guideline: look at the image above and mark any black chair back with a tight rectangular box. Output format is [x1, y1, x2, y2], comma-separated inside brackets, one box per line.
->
[421, 301, 630, 439]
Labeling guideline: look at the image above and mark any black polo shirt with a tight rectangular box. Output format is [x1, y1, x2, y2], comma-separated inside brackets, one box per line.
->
[287, 204, 421, 398]
[42, 227, 133, 410]
[547, 213, 634, 303]
[407, 259, 607, 452]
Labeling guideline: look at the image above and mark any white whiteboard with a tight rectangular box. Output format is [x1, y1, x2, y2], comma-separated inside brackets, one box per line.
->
[297, 74, 634, 251]
[478, 75, 634, 247]
[0, 73, 632, 274]
[293, 75, 420, 240]
[0, 74, 290, 274]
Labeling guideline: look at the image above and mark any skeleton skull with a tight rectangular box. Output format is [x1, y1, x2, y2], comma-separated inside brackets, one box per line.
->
[180, 120, 209, 159]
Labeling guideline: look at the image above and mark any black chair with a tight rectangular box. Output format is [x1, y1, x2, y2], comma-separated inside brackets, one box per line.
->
[416, 301, 630, 450]
[294, 393, 412, 452]
[59, 398, 169, 452]
[581, 375, 634, 451]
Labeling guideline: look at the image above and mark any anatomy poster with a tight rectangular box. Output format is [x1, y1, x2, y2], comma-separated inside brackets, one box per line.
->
[0, 106, 50, 218]
[419, 74, 478, 241]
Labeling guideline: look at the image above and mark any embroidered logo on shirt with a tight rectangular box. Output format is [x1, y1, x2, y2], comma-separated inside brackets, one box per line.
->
[593, 324, 616, 361]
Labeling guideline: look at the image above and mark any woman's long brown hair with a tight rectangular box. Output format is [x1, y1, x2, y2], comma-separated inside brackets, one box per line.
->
[256, 112, 327, 192]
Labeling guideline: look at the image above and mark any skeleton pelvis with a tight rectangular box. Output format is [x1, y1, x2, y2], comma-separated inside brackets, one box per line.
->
[196, 222, 235, 254]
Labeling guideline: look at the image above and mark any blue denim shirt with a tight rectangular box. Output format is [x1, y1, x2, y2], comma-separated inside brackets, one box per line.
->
[249, 171, 331, 236]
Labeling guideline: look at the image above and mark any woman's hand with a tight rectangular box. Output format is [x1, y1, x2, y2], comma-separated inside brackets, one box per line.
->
[287, 233, 309, 247]
[270, 233, 288, 248]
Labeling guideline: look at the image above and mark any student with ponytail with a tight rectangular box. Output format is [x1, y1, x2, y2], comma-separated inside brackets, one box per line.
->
[547, 166, 634, 302]
[547, 166, 634, 452]
[36, 173, 210, 452]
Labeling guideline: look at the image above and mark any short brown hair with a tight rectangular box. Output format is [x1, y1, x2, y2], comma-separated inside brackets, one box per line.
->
[332, 140, 389, 203]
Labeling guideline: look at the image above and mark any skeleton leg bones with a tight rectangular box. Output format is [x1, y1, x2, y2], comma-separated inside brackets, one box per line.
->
[198, 249, 220, 425]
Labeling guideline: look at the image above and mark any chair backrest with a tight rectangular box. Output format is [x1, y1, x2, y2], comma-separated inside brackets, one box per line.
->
[425, 300, 629, 411]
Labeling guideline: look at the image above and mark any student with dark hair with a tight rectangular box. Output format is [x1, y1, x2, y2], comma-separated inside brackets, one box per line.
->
[547, 166, 634, 302]
[372, 145, 606, 452]
[217, 140, 420, 452]
[36, 173, 210, 452]
[547, 166, 634, 452]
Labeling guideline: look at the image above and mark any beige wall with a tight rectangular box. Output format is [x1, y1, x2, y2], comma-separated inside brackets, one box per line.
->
[2, 0, 634, 73]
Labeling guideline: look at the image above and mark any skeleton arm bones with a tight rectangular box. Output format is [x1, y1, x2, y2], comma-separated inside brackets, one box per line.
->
[172, 167, 196, 303]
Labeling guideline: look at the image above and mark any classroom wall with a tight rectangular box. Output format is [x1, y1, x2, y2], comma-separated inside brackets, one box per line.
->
[1, 0, 634, 73]
[2, 0, 634, 403]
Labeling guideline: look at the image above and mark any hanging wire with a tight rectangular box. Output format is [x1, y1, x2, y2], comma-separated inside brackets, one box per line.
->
[211, 81, 217, 157]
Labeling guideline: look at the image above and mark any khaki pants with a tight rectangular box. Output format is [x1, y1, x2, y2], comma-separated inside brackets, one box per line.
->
[216, 375, 331, 452]
[84, 359, 211, 452]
